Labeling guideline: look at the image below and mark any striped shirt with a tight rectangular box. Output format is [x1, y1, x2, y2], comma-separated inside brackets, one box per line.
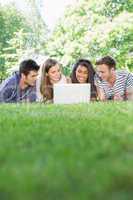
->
[94, 70, 133, 100]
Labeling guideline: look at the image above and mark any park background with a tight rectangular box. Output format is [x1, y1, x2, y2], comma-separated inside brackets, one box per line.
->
[0, 1, 133, 200]
[0, 0, 133, 79]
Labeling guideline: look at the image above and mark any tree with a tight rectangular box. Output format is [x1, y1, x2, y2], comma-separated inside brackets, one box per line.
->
[0, 1, 47, 79]
[24, 0, 48, 50]
[103, 0, 133, 19]
[46, 0, 133, 73]
[0, 3, 30, 78]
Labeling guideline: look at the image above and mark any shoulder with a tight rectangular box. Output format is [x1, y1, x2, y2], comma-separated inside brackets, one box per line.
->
[7, 72, 20, 85]
[0, 73, 18, 91]
[116, 69, 133, 82]
[116, 70, 133, 88]
[116, 70, 130, 78]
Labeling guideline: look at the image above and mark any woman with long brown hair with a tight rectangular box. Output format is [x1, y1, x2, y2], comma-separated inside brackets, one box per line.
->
[37, 58, 69, 103]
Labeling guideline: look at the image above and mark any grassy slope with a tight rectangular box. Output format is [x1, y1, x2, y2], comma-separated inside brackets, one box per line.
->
[0, 102, 133, 200]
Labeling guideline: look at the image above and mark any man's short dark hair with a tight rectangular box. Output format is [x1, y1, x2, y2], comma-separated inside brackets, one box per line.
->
[19, 59, 40, 76]
[95, 56, 116, 70]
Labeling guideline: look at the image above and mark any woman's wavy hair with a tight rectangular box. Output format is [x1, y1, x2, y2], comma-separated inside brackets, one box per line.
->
[40, 58, 58, 102]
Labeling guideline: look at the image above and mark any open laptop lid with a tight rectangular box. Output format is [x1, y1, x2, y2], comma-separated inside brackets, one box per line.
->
[53, 83, 90, 104]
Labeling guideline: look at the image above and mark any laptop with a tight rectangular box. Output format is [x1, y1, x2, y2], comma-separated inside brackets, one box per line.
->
[53, 83, 90, 104]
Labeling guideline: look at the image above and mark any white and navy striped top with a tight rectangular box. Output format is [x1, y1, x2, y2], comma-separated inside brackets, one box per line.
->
[95, 70, 133, 100]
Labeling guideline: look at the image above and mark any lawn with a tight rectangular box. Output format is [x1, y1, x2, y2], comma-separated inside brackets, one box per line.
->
[0, 102, 133, 200]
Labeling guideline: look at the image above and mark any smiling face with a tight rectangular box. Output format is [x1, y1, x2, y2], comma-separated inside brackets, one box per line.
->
[75, 65, 89, 83]
[96, 64, 115, 82]
[47, 64, 61, 84]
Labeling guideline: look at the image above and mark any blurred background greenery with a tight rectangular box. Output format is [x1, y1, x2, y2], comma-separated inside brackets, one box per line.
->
[0, 0, 133, 79]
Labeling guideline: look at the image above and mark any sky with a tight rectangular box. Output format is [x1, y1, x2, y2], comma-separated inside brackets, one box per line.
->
[0, 0, 76, 30]
[42, 0, 76, 29]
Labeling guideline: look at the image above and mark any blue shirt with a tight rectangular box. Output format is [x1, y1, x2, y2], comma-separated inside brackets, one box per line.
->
[0, 72, 37, 103]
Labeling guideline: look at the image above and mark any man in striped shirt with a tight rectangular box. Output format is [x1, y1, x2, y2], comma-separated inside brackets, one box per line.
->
[94, 56, 133, 101]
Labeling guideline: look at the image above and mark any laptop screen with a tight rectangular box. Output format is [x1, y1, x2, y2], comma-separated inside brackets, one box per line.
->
[53, 83, 90, 104]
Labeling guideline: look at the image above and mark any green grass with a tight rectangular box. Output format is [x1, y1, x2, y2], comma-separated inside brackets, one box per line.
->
[0, 102, 133, 200]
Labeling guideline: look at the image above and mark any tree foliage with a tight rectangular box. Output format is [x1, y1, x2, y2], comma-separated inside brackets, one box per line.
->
[0, 1, 47, 79]
[46, 0, 133, 73]
[0, 0, 133, 78]
[0, 3, 30, 78]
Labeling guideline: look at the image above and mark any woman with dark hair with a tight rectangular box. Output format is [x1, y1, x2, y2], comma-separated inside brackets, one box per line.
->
[37, 58, 69, 103]
[71, 59, 97, 100]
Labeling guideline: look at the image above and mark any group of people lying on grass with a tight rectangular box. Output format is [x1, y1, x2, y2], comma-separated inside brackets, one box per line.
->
[0, 55, 133, 103]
